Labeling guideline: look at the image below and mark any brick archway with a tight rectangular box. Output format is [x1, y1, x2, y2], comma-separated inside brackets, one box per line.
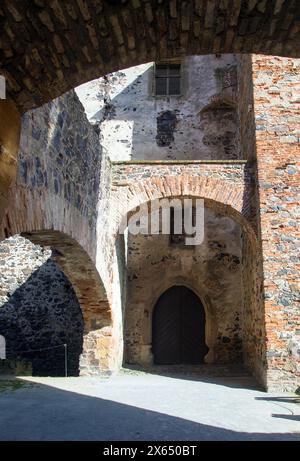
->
[1, 1, 300, 113]
[22, 230, 113, 375]
[112, 173, 265, 383]
[0, 227, 114, 374]
[111, 173, 258, 243]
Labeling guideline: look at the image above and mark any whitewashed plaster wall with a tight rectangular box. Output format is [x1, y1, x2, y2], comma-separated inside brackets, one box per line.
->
[75, 54, 240, 161]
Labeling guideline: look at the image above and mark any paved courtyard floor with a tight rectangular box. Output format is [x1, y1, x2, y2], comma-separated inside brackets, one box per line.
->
[0, 368, 299, 441]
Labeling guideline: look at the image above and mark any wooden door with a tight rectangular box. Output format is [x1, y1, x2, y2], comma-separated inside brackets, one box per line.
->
[152, 286, 208, 364]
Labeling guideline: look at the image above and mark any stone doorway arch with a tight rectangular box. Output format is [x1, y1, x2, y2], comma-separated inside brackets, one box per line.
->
[144, 279, 216, 365]
[152, 285, 209, 365]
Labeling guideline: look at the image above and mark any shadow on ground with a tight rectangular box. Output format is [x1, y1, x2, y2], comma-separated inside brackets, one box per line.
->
[0, 377, 299, 441]
[272, 414, 300, 422]
[255, 396, 300, 404]
[255, 395, 300, 423]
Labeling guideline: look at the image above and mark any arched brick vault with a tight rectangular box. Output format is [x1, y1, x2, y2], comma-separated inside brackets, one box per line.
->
[110, 173, 258, 244]
[0, 191, 116, 374]
[1, 0, 300, 113]
[20, 231, 110, 328]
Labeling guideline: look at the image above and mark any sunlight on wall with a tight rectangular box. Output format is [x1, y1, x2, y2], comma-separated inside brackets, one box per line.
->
[101, 120, 134, 160]
[75, 63, 153, 122]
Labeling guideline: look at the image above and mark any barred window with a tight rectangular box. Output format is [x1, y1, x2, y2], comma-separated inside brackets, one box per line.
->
[155, 63, 181, 96]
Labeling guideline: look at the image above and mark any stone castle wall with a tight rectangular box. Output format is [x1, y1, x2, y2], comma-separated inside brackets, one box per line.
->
[16, 90, 101, 230]
[0, 236, 83, 376]
[0, 91, 118, 375]
[76, 54, 241, 161]
[111, 161, 257, 232]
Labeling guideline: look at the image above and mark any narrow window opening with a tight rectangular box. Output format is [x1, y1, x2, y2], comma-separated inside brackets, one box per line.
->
[155, 63, 181, 96]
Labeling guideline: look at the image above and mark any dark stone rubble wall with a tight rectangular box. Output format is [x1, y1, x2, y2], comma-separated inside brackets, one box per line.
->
[0, 236, 83, 376]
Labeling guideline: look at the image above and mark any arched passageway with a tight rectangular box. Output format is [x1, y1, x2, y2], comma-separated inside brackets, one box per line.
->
[0, 235, 84, 376]
[152, 286, 208, 365]
[1, 1, 300, 113]
[117, 189, 264, 384]
[0, 231, 113, 375]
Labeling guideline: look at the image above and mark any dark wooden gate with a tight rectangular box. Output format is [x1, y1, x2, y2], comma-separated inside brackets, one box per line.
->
[152, 285, 208, 364]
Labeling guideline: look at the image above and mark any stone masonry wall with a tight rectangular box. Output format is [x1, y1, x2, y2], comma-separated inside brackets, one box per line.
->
[0, 90, 120, 375]
[16, 90, 101, 231]
[241, 233, 266, 387]
[252, 55, 300, 392]
[76, 55, 241, 161]
[0, 235, 83, 376]
[111, 161, 257, 232]
[236, 54, 266, 385]
[112, 161, 252, 186]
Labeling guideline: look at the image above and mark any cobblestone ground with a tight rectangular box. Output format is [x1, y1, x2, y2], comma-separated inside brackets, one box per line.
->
[0, 370, 299, 441]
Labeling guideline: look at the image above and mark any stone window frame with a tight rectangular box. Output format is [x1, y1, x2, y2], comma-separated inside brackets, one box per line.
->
[149, 58, 187, 99]
[154, 63, 181, 96]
